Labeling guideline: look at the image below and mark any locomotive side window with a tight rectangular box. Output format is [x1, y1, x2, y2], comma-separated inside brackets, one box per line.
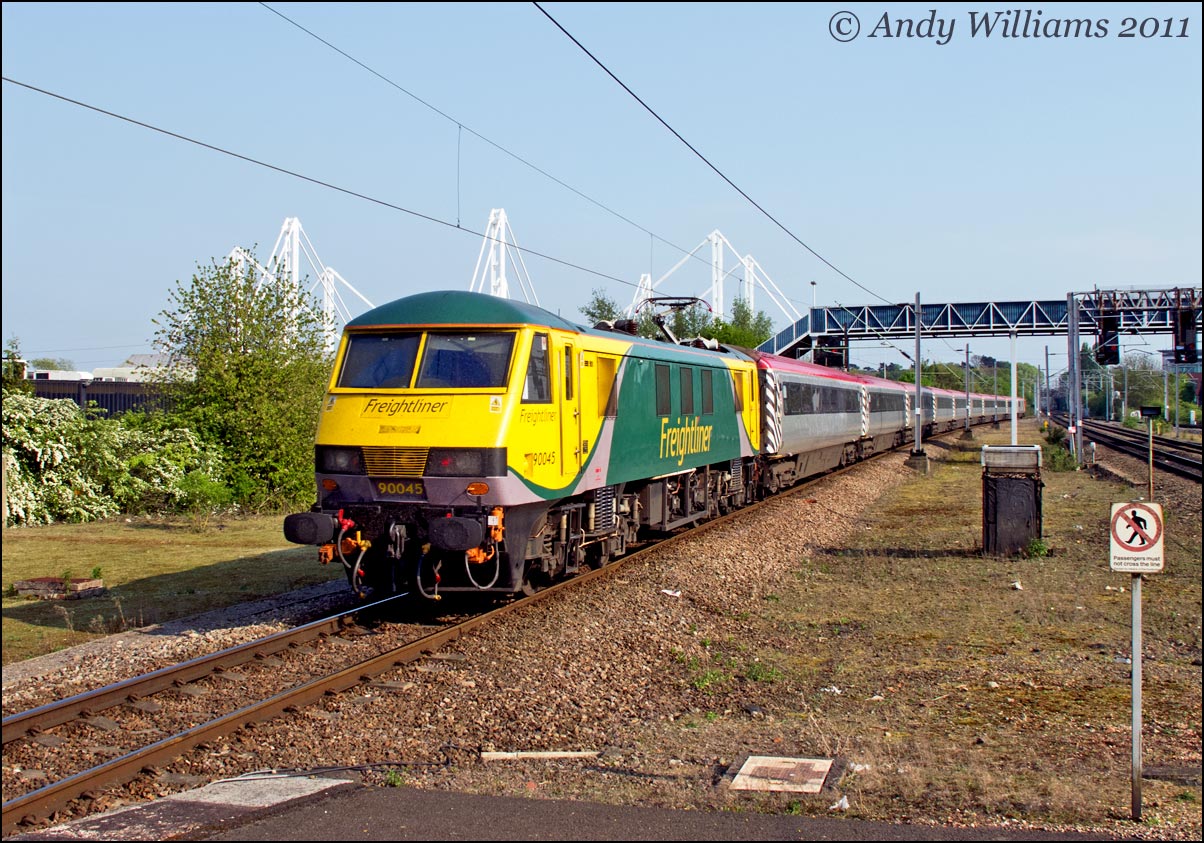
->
[338, 333, 421, 389]
[417, 333, 514, 388]
[701, 369, 713, 415]
[680, 367, 694, 415]
[655, 364, 671, 415]
[563, 347, 574, 400]
[598, 355, 619, 417]
[522, 333, 551, 403]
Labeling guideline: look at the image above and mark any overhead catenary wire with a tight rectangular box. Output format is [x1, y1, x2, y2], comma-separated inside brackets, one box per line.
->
[258, 2, 712, 278]
[533, 1, 894, 308]
[1, 76, 641, 293]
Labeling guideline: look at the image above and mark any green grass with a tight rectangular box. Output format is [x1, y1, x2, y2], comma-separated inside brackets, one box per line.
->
[663, 420, 1201, 828]
[757, 423, 1203, 823]
[2, 514, 343, 664]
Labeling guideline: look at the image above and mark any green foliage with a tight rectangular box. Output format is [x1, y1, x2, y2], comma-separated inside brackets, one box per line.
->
[3, 338, 34, 395]
[691, 668, 728, 691]
[29, 357, 76, 371]
[1023, 537, 1050, 559]
[383, 769, 404, 787]
[579, 288, 622, 324]
[1042, 442, 1078, 472]
[152, 254, 333, 510]
[176, 469, 234, 515]
[1, 391, 224, 526]
[704, 297, 774, 348]
[668, 301, 713, 340]
[90, 566, 103, 580]
[745, 661, 782, 683]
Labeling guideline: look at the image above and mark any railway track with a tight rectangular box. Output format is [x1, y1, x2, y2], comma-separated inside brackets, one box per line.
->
[1050, 414, 1202, 482]
[1, 427, 984, 836]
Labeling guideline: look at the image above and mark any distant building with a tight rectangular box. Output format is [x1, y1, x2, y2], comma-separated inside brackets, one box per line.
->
[25, 369, 95, 381]
[92, 353, 178, 383]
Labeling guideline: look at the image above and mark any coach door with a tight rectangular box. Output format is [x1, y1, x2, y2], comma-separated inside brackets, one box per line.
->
[558, 341, 582, 479]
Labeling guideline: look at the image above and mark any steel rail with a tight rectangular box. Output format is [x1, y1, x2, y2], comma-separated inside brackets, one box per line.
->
[2, 603, 366, 745]
[1051, 415, 1202, 482]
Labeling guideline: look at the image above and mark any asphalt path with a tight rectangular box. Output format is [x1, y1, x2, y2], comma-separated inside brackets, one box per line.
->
[198, 784, 1133, 841]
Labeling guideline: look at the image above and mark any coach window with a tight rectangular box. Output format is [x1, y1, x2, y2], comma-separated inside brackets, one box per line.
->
[522, 333, 551, 403]
[680, 367, 694, 414]
[655, 364, 671, 415]
[784, 382, 806, 415]
[701, 369, 714, 414]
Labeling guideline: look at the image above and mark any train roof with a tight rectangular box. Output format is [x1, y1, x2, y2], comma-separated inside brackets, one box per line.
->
[749, 350, 874, 386]
[348, 291, 582, 332]
[348, 291, 750, 364]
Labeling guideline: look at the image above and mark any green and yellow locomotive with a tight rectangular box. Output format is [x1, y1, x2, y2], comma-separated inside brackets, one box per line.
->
[284, 291, 760, 599]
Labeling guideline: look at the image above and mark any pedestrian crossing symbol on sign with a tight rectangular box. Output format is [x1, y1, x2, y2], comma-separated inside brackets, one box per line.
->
[1110, 502, 1164, 573]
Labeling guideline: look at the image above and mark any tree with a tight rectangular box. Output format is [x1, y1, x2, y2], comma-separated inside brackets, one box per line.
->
[579, 288, 622, 325]
[705, 297, 774, 348]
[668, 301, 713, 341]
[29, 357, 76, 371]
[152, 254, 333, 509]
[3, 338, 33, 394]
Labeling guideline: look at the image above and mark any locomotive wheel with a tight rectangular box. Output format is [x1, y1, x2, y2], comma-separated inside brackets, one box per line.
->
[519, 564, 551, 596]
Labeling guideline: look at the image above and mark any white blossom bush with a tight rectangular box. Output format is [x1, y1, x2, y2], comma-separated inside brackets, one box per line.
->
[2, 391, 224, 526]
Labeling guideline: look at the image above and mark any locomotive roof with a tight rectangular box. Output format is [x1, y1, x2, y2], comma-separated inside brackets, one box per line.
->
[347, 290, 749, 363]
[347, 290, 583, 332]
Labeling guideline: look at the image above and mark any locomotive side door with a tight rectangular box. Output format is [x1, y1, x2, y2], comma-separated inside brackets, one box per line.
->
[558, 341, 582, 479]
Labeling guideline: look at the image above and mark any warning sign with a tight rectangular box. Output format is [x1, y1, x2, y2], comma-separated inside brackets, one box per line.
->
[1110, 502, 1164, 573]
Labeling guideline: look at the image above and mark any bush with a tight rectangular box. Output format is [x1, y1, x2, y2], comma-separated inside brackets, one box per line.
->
[2, 391, 227, 526]
[176, 469, 234, 515]
[1042, 441, 1078, 472]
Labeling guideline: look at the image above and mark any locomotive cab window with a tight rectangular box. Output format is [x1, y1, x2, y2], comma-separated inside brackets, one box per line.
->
[338, 333, 421, 389]
[701, 369, 713, 414]
[417, 333, 514, 389]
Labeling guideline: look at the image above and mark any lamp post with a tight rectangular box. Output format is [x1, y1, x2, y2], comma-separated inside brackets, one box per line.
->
[961, 344, 973, 439]
[810, 281, 817, 310]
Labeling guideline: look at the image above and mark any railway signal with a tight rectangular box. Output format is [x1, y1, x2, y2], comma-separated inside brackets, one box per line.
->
[1095, 312, 1120, 365]
[1172, 308, 1198, 364]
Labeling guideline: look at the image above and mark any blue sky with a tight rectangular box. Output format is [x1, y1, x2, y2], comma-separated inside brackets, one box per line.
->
[3, 2, 1200, 376]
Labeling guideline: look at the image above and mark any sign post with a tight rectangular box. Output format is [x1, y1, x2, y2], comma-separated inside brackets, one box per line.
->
[1109, 501, 1164, 822]
[1140, 407, 1160, 502]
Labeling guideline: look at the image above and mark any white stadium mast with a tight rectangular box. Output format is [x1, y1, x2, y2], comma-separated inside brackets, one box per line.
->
[229, 217, 373, 352]
[469, 208, 540, 306]
[627, 229, 800, 326]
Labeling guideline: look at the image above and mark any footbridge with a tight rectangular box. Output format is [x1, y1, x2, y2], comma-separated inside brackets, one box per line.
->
[757, 288, 1201, 359]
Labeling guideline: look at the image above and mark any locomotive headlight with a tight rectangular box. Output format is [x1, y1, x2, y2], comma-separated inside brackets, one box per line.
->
[317, 446, 365, 475]
[425, 448, 506, 477]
